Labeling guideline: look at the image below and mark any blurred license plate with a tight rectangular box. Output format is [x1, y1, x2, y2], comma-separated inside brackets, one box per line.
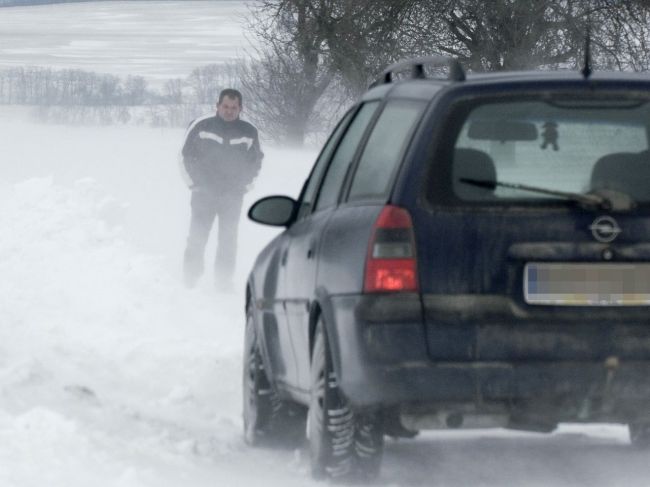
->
[525, 263, 650, 306]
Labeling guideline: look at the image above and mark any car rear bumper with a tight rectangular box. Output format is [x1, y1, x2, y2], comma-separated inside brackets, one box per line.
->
[325, 294, 650, 422]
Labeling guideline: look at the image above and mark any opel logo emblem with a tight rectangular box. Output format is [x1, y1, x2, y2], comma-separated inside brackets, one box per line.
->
[589, 216, 621, 243]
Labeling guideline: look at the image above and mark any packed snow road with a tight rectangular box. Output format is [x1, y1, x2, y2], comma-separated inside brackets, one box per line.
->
[0, 118, 648, 486]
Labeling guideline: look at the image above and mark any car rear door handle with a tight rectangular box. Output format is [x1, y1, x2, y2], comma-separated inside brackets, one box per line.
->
[307, 248, 314, 259]
[281, 249, 288, 266]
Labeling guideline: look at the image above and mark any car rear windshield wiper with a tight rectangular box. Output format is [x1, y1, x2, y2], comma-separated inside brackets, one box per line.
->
[459, 178, 611, 209]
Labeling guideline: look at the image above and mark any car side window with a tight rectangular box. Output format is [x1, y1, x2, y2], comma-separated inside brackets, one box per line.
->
[348, 100, 425, 200]
[313, 101, 380, 212]
[296, 109, 355, 220]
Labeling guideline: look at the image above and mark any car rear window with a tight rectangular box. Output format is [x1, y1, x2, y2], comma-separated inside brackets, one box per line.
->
[451, 99, 650, 204]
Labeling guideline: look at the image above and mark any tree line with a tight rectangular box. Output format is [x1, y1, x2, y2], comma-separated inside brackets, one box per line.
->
[4, 1, 650, 144]
[241, 0, 650, 145]
[0, 61, 343, 142]
[0, 65, 239, 127]
[0, 67, 149, 105]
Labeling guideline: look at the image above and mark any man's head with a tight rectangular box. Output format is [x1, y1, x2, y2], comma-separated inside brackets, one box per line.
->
[217, 88, 242, 122]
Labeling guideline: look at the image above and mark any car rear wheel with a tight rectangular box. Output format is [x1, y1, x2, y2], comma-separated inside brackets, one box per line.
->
[629, 423, 650, 448]
[243, 302, 306, 448]
[308, 318, 384, 480]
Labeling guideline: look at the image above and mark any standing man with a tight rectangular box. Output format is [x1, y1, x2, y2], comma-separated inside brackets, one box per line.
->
[180, 88, 263, 290]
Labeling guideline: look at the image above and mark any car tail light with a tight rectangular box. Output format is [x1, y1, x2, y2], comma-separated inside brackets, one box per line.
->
[364, 205, 419, 293]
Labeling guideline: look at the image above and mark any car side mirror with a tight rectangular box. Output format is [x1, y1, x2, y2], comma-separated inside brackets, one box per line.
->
[248, 196, 297, 227]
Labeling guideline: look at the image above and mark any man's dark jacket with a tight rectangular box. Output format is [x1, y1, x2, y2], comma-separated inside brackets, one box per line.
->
[181, 114, 263, 192]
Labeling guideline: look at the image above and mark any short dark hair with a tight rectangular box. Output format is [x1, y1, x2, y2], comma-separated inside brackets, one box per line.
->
[218, 88, 242, 106]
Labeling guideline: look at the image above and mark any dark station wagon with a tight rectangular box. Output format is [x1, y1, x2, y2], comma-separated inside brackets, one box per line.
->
[242, 56, 650, 480]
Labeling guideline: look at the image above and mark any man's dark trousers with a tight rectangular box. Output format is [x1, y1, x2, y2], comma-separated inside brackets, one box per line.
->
[183, 188, 243, 287]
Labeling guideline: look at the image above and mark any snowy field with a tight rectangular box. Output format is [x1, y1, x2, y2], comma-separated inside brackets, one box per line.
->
[1, 1, 650, 486]
[0, 114, 320, 487]
[0, 1, 251, 84]
[1, 119, 648, 487]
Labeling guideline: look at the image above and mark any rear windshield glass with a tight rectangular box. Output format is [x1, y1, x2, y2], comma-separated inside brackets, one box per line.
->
[452, 100, 650, 204]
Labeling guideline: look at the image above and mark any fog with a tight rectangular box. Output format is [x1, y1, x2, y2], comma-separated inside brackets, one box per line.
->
[0, 1, 250, 84]
[0, 2, 649, 486]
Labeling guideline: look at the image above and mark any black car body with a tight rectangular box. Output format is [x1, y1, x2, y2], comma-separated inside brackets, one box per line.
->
[243, 57, 650, 478]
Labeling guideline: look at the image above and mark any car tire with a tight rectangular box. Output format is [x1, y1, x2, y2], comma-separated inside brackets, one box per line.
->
[308, 318, 384, 480]
[243, 302, 306, 448]
[629, 423, 650, 448]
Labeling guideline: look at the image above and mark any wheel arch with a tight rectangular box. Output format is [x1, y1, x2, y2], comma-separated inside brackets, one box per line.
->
[309, 293, 345, 383]
[245, 283, 252, 313]
[308, 301, 322, 363]
[245, 280, 276, 389]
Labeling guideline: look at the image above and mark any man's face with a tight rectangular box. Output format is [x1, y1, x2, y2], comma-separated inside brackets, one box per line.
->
[217, 96, 241, 122]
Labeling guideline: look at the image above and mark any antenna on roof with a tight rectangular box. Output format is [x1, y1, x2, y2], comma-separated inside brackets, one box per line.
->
[581, 21, 592, 79]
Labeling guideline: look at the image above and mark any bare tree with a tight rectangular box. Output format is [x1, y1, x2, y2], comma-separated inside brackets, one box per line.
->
[123, 75, 147, 105]
[237, 46, 334, 146]
[162, 78, 183, 104]
[243, 0, 415, 144]
[590, 0, 650, 71]
[187, 64, 222, 104]
[400, 1, 586, 72]
[398, 0, 650, 73]
[313, 0, 413, 96]
[243, 0, 336, 145]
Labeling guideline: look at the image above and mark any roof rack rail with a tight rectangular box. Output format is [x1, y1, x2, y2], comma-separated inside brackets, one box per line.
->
[375, 56, 466, 86]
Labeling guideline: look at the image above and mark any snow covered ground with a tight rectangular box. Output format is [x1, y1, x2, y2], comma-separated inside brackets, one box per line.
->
[0, 1, 251, 84]
[1, 1, 650, 485]
[0, 115, 319, 486]
[1, 112, 649, 487]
